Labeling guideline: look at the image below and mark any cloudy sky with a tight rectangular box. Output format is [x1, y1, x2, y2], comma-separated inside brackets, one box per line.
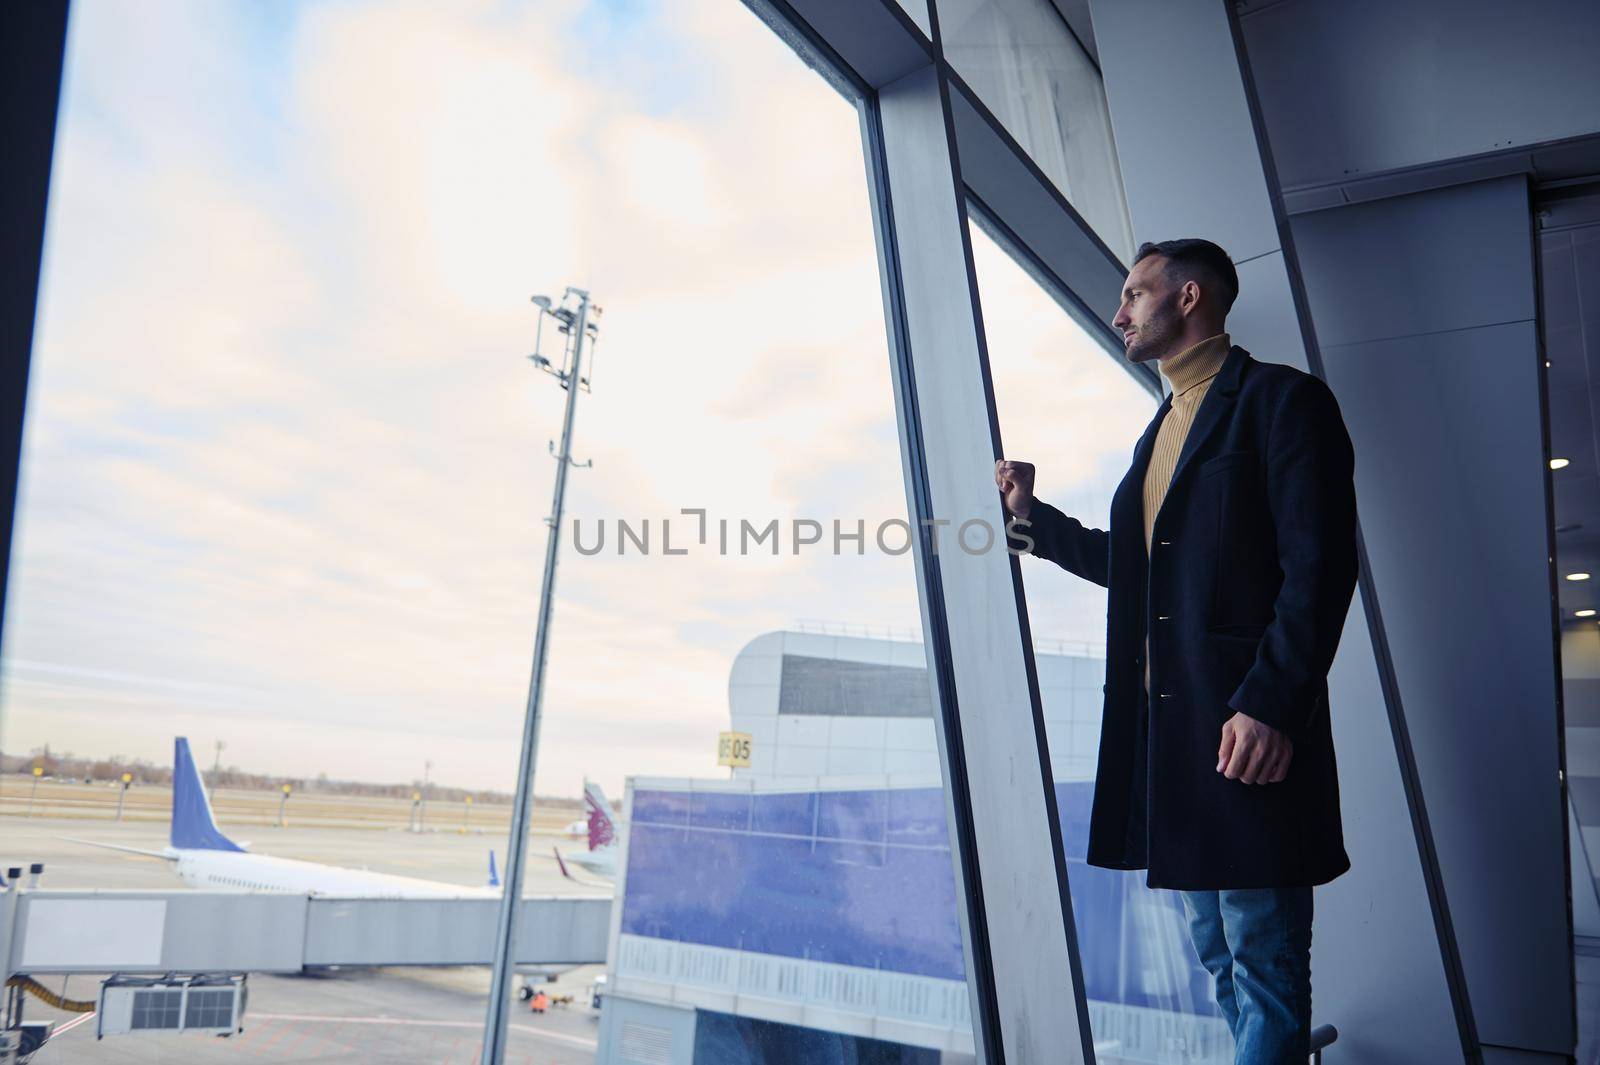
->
[1, 0, 1154, 796]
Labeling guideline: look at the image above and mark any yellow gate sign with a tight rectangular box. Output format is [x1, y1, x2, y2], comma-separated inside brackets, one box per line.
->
[717, 731, 753, 768]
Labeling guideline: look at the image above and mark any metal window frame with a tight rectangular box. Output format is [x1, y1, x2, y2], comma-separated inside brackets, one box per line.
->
[745, 1, 1163, 1061]
[0, 0, 70, 687]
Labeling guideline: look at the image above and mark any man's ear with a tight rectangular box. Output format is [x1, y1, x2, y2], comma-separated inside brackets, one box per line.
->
[1179, 279, 1201, 317]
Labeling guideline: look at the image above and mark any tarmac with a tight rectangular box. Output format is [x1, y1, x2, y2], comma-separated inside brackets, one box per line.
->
[3, 784, 609, 1064]
[19, 964, 603, 1064]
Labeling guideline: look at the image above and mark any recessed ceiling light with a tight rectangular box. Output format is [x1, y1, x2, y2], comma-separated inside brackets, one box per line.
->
[1552, 458, 1571, 470]
[1568, 572, 1592, 581]
[1579, 609, 1597, 618]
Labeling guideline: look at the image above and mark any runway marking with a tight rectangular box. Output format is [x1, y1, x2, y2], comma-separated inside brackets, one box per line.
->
[53, 1012, 96, 1036]
[251, 1011, 598, 1050]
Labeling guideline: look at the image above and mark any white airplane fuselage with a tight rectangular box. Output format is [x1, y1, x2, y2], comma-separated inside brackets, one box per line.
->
[74, 738, 617, 898]
[169, 846, 497, 898]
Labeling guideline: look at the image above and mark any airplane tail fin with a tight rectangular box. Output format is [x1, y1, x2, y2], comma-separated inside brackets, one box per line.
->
[171, 737, 245, 852]
[583, 780, 616, 852]
[488, 849, 500, 888]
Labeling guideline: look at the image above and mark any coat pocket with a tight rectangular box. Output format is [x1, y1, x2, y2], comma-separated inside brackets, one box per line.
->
[1205, 628, 1264, 695]
[1207, 622, 1267, 639]
[1197, 449, 1257, 479]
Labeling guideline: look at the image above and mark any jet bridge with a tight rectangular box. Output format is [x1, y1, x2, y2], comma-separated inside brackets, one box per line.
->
[1, 889, 613, 975]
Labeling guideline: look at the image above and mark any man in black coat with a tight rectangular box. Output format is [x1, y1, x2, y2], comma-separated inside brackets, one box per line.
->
[995, 238, 1358, 1064]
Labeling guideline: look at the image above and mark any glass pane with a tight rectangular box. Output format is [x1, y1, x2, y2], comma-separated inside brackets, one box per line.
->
[972, 222, 1232, 1063]
[941, 0, 1136, 263]
[890, 0, 933, 37]
[8, 2, 972, 1062]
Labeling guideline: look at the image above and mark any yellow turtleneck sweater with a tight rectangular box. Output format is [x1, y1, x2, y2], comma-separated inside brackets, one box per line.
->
[1142, 331, 1230, 693]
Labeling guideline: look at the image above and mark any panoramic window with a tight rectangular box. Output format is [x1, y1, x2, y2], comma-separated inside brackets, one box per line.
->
[6, 2, 973, 1061]
[972, 220, 1233, 1065]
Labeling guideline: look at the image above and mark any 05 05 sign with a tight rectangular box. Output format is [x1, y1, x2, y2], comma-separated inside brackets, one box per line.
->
[717, 731, 752, 768]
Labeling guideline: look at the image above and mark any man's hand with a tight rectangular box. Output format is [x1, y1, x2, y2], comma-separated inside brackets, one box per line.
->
[995, 460, 1036, 520]
[1217, 712, 1292, 784]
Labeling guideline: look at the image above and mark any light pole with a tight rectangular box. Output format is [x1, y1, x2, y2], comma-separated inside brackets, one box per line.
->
[26, 766, 42, 817]
[115, 773, 132, 822]
[212, 740, 226, 787]
[481, 287, 599, 1063]
[278, 784, 291, 828]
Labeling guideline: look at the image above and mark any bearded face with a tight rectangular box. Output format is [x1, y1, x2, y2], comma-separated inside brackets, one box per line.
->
[1123, 286, 1184, 364]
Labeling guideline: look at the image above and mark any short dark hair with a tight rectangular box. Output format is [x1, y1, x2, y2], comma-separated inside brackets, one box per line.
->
[1133, 238, 1239, 315]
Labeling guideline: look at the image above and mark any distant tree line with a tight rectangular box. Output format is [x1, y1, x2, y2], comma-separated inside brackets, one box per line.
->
[0, 746, 579, 809]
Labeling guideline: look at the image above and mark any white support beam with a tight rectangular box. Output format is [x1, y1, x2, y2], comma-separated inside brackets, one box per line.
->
[868, 56, 1093, 1065]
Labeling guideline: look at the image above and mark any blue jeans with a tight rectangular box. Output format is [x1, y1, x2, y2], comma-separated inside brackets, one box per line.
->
[1180, 887, 1313, 1065]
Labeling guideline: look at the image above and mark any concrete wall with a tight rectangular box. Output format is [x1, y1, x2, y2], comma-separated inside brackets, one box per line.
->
[1239, 0, 1600, 192]
[1290, 176, 1571, 1058]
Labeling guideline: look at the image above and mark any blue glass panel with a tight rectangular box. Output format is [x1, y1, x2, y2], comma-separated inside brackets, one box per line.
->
[621, 784, 1220, 1017]
[877, 842, 966, 978]
[750, 791, 816, 836]
[624, 788, 962, 980]
[733, 835, 824, 957]
[817, 789, 887, 843]
[690, 790, 752, 831]
[620, 823, 695, 941]
[633, 789, 692, 826]
[885, 787, 947, 847]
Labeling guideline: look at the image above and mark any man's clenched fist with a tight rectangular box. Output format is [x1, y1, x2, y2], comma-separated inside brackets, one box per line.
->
[1217, 712, 1293, 784]
[995, 459, 1035, 520]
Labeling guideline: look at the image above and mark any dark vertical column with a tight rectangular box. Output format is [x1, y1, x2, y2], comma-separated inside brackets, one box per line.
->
[1292, 176, 1573, 1061]
[0, 0, 70, 654]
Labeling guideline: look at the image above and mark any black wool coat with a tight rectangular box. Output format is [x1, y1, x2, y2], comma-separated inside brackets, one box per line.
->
[1018, 345, 1358, 889]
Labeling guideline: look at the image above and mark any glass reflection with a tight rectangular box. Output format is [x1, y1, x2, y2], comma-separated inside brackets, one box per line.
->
[888, 0, 933, 38]
[941, 0, 1136, 263]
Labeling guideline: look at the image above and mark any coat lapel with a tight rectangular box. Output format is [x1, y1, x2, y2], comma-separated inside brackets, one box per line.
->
[1164, 344, 1248, 492]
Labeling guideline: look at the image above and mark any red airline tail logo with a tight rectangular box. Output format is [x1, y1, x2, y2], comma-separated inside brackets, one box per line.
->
[584, 781, 616, 850]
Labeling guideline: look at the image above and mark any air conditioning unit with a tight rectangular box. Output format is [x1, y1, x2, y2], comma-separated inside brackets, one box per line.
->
[96, 974, 247, 1038]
